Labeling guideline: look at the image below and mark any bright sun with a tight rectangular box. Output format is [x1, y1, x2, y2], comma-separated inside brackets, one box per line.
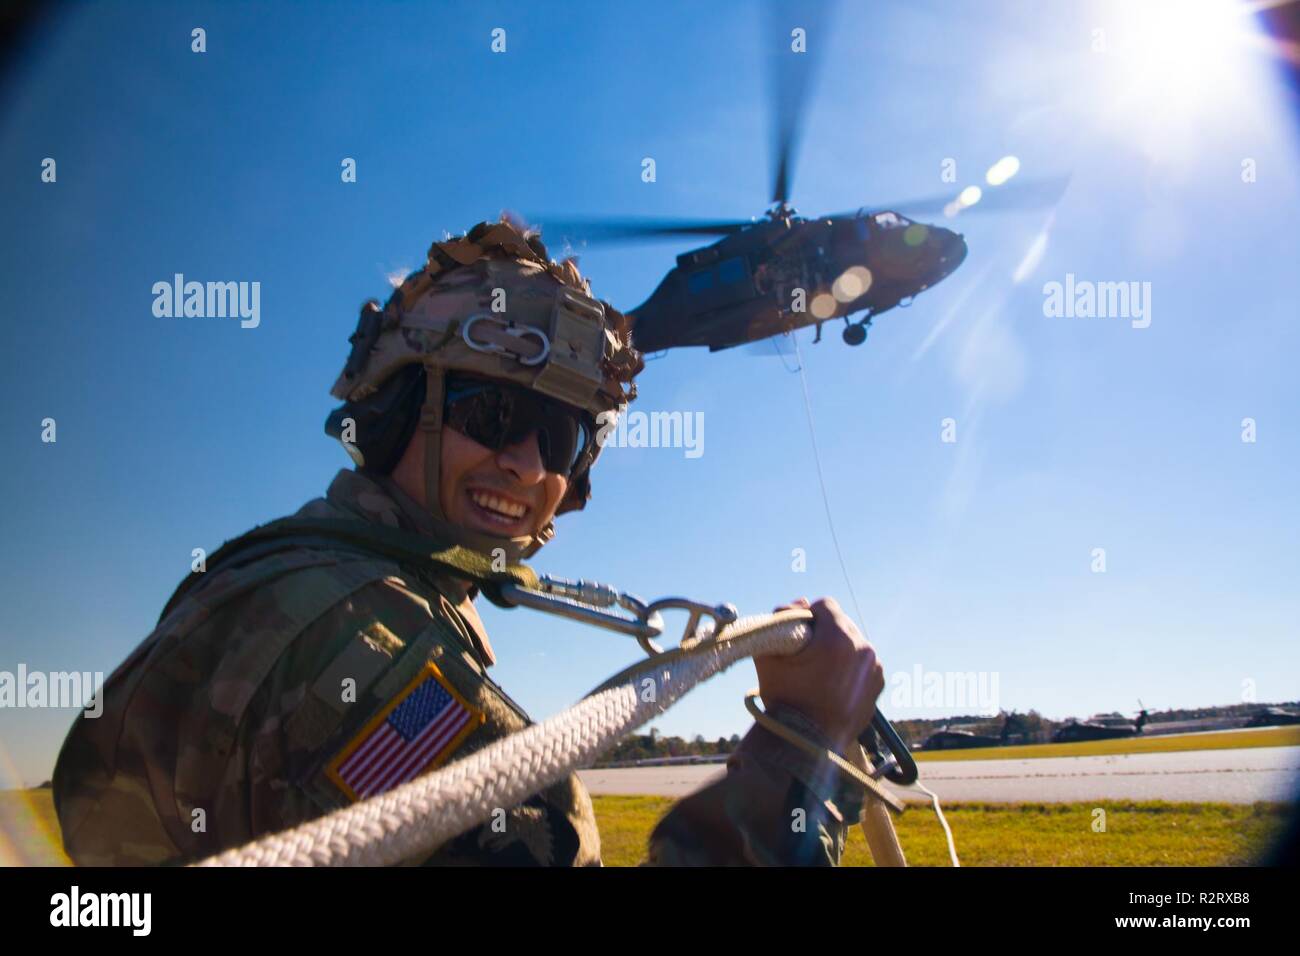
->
[1108, 0, 1264, 110]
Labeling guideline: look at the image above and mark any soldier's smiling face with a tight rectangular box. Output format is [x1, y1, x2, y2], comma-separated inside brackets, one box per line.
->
[392, 422, 568, 538]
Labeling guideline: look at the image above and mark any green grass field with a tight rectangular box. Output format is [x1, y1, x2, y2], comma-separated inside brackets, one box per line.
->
[4, 778, 1292, 867]
[913, 726, 1300, 762]
[592, 796, 1291, 866]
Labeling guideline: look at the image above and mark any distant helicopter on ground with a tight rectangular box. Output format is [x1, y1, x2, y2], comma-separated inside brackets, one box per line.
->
[1052, 703, 1150, 743]
[537, 13, 1068, 354]
[1245, 706, 1300, 728]
[921, 711, 1027, 751]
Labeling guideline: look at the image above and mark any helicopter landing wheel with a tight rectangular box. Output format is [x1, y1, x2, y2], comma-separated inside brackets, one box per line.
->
[842, 322, 867, 346]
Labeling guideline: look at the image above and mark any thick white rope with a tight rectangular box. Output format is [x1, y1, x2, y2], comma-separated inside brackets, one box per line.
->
[198, 611, 818, 867]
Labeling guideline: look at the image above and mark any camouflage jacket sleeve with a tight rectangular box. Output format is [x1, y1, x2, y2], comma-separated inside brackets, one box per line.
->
[645, 703, 867, 866]
[54, 557, 600, 866]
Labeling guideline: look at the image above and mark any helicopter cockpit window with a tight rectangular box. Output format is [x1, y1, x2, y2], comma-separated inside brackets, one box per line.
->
[872, 212, 909, 229]
[717, 257, 746, 285]
[687, 270, 713, 294]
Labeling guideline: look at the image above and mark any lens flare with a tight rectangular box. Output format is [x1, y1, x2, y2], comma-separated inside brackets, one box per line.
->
[810, 292, 838, 319]
[832, 266, 873, 302]
[985, 155, 1020, 186]
[903, 223, 930, 247]
[0, 745, 69, 865]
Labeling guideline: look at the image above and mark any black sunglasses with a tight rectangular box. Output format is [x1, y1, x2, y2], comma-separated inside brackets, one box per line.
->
[442, 375, 596, 477]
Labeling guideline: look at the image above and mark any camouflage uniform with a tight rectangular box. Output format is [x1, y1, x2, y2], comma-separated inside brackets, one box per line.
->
[53, 468, 864, 866]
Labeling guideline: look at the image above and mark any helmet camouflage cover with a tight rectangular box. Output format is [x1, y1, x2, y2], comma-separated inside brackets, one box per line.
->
[328, 217, 644, 558]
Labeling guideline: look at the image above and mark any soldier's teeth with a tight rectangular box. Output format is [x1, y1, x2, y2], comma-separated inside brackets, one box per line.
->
[471, 492, 526, 519]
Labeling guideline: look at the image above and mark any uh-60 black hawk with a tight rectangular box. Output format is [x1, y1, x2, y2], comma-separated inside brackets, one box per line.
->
[1052, 705, 1150, 744]
[536, 20, 1069, 355]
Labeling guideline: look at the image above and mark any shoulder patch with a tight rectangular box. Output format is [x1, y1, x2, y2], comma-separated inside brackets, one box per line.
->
[325, 662, 484, 802]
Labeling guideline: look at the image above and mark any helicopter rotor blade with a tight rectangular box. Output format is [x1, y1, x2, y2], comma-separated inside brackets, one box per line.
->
[836, 174, 1073, 220]
[529, 216, 755, 244]
[768, 0, 833, 205]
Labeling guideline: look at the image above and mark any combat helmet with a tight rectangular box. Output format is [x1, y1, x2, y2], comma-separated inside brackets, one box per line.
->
[326, 217, 644, 559]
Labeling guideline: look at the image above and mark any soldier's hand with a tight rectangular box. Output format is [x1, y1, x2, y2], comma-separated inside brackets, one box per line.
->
[753, 596, 885, 752]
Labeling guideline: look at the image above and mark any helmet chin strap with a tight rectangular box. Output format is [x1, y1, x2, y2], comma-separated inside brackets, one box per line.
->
[419, 361, 446, 524]
[418, 362, 551, 562]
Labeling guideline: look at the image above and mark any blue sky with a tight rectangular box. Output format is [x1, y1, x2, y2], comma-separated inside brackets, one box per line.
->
[1, 0, 1298, 787]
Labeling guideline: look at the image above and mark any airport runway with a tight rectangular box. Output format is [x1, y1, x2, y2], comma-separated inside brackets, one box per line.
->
[578, 745, 1300, 804]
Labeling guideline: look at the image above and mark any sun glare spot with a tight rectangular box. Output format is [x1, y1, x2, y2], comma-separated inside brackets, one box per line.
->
[986, 155, 1020, 186]
[833, 266, 873, 301]
[810, 292, 838, 318]
[1106, 0, 1265, 115]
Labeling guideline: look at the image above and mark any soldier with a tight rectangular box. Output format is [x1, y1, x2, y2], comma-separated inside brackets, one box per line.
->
[52, 218, 885, 866]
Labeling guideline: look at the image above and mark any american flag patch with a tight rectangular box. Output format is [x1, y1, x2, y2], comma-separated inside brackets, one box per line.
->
[327, 663, 483, 802]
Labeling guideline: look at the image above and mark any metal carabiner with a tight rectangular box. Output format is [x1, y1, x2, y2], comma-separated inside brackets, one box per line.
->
[860, 714, 919, 786]
[497, 576, 663, 641]
[461, 313, 550, 367]
[498, 575, 918, 784]
[495, 579, 739, 656]
[637, 597, 739, 656]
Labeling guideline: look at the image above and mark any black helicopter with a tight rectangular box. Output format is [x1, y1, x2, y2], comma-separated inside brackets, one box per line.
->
[1052, 705, 1150, 744]
[538, 12, 1068, 353]
[921, 711, 1028, 751]
[1245, 706, 1300, 728]
[625, 207, 966, 352]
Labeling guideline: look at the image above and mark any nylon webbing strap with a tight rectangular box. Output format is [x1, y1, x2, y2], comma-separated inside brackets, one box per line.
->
[421, 363, 446, 527]
[161, 517, 539, 620]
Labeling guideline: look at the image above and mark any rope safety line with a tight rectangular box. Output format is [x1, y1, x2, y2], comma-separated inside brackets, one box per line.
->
[792, 334, 869, 629]
[790, 334, 961, 867]
[912, 779, 961, 867]
[198, 609, 874, 867]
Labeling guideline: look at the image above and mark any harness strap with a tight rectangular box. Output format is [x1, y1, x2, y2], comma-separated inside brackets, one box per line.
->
[161, 516, 539, 622]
